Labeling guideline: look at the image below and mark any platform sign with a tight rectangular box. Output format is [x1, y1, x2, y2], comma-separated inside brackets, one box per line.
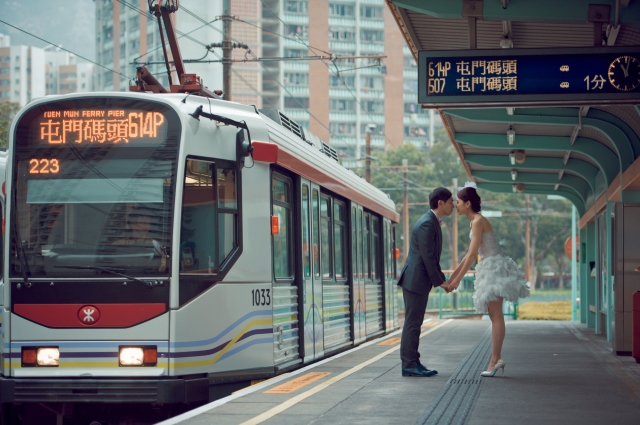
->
[418, 47, 640, 107]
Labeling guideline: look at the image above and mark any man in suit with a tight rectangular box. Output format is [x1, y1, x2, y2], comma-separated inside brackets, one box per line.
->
[398, 187, 454, 377]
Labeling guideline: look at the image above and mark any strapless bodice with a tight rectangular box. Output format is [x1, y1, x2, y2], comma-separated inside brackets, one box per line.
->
[470, 230, 501, 259]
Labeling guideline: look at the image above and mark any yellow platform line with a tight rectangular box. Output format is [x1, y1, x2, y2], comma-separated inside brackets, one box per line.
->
[240, 319, 453, 425]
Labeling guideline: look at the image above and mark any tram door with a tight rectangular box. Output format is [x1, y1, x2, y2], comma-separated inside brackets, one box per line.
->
[352, 204, 366, 344]
[300, 180, 324, 362]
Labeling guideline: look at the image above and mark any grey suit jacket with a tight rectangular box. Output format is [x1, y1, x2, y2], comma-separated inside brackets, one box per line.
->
[396, 210, 446, 296]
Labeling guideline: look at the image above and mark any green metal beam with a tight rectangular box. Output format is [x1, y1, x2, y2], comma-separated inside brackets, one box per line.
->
[472, 171, 589, 203]
[446, 108, 634, 171]
[464, 154, 598, 194]
[455, 133, 619, 186]
[392, 0, 640, 27]
[476, 183, 586, 216]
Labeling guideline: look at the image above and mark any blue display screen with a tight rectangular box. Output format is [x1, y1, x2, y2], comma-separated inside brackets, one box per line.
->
[418, 47, 640, 106]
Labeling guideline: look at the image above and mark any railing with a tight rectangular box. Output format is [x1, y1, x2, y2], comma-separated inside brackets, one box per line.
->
[397, 272, 519, 320]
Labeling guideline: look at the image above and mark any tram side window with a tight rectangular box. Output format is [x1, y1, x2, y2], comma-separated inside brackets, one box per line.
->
[334, 200, 347, 279]
[363, 214, 370, 279]
[313, 190, 320, 278]
[351, 206, 357, 279]
[321, 194, 332, 279]
[371, 216, 379, 281]
[180, 159, 239, 275]
[272, 174, 293, 279]
[302, 185, 311, 278]
[217, 168, 238, 265]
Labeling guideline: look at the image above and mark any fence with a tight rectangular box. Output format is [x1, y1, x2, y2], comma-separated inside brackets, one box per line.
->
[398, 274, 519, 320]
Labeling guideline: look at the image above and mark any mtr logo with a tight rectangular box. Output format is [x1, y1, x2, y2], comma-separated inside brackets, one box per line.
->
[77, 305, 101, 325]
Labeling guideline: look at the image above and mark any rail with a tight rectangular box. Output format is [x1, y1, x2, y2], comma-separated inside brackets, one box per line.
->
[397, 272, 518, 320]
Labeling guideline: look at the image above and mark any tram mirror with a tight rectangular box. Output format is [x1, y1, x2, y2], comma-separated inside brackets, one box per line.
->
[236, 128, 253, 168]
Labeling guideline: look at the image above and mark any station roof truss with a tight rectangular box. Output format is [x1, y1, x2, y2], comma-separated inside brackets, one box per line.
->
[386, 0, 640, 228]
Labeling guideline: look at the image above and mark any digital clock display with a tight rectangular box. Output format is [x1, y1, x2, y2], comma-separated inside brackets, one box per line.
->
[418, 46, 640, 107]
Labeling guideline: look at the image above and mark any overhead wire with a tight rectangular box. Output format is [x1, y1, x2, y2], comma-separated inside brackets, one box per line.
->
[257, 0, 393, 148]
[0, 19, 131, 80]
[178, 4, 332, 133]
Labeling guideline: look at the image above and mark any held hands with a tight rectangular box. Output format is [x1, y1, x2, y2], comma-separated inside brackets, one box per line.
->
[442, 278, 461, 293]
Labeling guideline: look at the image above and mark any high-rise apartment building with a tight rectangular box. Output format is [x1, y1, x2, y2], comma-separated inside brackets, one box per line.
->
[44, 49, 94, 96]
[0, 34, 46, 106]
[95, 0, 224, 93]
[93, 1, 441, 161]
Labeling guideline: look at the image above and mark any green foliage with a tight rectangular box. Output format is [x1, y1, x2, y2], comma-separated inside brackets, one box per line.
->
[0, 101, 21, 149]
[369, 128, 573, 286]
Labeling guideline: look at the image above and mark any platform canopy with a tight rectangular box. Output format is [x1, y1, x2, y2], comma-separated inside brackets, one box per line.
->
[386, 0, 640, 228]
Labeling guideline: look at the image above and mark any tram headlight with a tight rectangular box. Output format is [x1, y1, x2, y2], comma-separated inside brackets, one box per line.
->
[119, 347, 144, 366]
[119, 346, 157, 366]
[30, 347, 60, 366]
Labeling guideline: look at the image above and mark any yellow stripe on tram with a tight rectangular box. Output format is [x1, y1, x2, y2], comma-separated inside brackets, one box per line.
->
[174, 318, 273, 369]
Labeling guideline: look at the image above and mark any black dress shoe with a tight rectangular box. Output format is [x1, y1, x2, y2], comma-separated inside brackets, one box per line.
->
[402, 366, 437, 377]
[417, 362, 438, 375]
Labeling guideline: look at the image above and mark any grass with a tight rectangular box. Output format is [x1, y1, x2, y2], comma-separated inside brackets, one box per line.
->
[518, 300, 571, 320]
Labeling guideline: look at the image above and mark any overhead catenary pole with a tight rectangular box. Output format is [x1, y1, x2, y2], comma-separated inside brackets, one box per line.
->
[222, 0, 233, 101]
[365, 126, 372, 183]
[403, 159, 409, 262]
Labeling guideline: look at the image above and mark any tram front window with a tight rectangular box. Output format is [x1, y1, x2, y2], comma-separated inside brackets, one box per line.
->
[10, 98, 180, 278]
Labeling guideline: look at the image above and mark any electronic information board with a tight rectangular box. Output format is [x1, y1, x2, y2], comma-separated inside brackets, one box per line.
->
[418, 46, 640, 107]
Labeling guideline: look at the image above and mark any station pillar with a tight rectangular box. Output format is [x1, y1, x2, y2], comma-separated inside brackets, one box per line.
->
[580, 227, 587, 324]
[586, 222, 597, 329]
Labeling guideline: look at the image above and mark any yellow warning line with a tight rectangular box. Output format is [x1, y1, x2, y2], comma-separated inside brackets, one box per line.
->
[378, 337, 401, 346]
[239, 319, 453, 425]
[264, 372, 331, 394]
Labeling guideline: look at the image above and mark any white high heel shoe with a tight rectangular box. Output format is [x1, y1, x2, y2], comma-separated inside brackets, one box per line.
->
[480, 359, 505, 377]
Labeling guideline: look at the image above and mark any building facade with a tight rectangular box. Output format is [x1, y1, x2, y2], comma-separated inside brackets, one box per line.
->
[0, 35, 46, 106]
[93, 1, 441, 163]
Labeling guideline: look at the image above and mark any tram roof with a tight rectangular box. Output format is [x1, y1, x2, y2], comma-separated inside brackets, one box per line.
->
[386, 0, 640, 228]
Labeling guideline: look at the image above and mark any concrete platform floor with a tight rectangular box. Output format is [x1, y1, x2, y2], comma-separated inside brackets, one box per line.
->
[160, 319, 640, 425]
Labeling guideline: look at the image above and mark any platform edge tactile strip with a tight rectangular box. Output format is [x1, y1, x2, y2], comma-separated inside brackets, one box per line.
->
[415, 328, 492, 425]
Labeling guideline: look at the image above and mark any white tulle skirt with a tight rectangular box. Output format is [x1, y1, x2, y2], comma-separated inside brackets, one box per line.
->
[473, 254, 530, 313]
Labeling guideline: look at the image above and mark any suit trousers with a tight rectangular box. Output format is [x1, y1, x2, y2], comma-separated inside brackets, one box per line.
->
[400, 287, 430, 369]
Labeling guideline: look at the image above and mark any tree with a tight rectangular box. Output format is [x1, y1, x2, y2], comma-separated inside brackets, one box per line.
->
[0, 101, 21, 148]
[369, 129, 573, 289]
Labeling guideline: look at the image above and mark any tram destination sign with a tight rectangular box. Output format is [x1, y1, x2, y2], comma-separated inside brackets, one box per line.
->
[418, 47, 640, 107]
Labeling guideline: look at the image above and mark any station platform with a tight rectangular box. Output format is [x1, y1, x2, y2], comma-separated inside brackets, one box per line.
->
[159, 318, 640, 425]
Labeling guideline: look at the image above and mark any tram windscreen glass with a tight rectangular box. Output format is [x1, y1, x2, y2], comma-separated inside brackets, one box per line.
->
[10, 98, 181, 278]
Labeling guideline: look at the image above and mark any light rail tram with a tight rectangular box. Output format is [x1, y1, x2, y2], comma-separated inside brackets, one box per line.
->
[0, 92, 400, 423]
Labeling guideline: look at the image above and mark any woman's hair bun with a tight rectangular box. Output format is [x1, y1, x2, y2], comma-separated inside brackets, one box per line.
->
[457, 187, 482, 213]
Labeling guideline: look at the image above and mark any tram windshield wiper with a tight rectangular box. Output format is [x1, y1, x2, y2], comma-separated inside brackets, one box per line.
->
[54, 265, 163, 287]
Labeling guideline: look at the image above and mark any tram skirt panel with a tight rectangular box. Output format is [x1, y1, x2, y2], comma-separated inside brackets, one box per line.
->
[365, 282, 384, 335]
[322, 282, 351, 350]
[273, 283, 300, 366]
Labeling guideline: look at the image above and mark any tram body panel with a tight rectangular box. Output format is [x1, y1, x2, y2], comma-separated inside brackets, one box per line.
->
[0, 91, 399, 407]
[168, 283, 273, 377]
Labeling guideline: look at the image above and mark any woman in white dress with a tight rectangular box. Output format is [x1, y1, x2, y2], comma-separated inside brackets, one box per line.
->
[442, 183, 530, 377]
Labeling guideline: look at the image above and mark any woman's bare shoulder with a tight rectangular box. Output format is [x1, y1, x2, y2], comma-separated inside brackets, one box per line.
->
[474, 214, 493, 233]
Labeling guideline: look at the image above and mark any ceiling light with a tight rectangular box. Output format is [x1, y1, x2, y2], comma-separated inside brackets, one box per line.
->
[509, 152, 516, 165]
[554, 184, 560, 191]
[558, 170, 564, 180]
[511, 170, 517, 180]
[563, 151, 571, 165]
[512, 183, 525, 193]
[507, 126, 515, 145]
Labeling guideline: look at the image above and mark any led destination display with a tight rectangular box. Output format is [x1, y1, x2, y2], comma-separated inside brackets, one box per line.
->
[38, 110, 166, 145]
[418, 46, 640, 106]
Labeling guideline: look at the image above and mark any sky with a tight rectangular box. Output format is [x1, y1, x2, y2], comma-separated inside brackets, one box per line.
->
[0, 0, 96, 61]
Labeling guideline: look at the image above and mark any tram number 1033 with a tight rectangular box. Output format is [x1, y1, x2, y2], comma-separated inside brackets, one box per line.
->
[251, 289, 271, 306]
